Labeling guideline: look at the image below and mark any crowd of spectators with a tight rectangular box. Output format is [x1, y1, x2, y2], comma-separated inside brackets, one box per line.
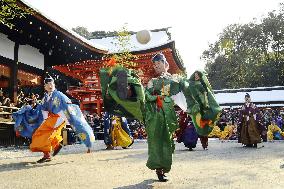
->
[0, 88, 13, 109]
[211, 107, 284, 141]
[2, 87, 284, 142]
[0, 89, 40, 110]
[0, 88, 42, 123]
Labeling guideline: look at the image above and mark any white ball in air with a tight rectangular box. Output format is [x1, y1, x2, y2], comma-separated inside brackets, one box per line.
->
[136, 30, 152, 44]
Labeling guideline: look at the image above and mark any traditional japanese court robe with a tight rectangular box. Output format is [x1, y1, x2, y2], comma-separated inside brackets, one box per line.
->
[176, 110, 198, 149]
[13, 104, 43, 138]
[100, 66, 221, 173]
[14, 90, 95, 153]
[184, 71, 222, 136]
[267, 123, 283, 141]
[103, 112, 133, 148]
[144, 72, 180, 172]
[238, 103, 264, 145]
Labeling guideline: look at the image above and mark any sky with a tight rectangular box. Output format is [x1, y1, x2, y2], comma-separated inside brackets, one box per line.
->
[24, 0, 283, 75]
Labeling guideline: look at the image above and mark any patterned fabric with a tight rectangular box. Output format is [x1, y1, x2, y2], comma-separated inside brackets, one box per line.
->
[267, 123, 284, 141]
[99, 67, 221, 173]
[184, 71, 222, 136]
[100, 66, 145, 121]
[103, 112, 133, 147]
[238, 103, 264, 144]
[220, 125, 235, 140]
[13, 90, 95, 148]
[42, 90, 95, 148]
[176, 111, 198, 148]
[30, 113, 65, 153]
[62, 104, 95, 148]
[13, 104, 43, 138]
[144, 73, 180, 173]
[208, 126, 222, 138]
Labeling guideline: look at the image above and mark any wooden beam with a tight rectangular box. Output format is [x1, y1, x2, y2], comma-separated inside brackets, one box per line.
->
[9, 42, 19, 102]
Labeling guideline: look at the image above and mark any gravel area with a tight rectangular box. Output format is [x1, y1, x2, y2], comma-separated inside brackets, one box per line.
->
[0, 139, 284, 189]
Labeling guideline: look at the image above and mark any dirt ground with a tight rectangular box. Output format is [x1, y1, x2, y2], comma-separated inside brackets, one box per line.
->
[0, 139, 284, 189]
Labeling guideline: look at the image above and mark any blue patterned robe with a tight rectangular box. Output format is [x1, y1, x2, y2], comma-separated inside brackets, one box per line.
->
[14, 90, 95, 148]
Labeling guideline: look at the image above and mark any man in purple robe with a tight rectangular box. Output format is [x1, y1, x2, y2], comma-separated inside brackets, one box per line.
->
[238, 93, 265, 148]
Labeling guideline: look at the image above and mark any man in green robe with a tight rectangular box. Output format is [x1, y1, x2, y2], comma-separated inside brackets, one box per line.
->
[99, 53, 221, 182]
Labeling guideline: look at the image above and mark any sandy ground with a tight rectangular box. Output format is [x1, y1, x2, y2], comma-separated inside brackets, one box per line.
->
[0, 139, 284, 189]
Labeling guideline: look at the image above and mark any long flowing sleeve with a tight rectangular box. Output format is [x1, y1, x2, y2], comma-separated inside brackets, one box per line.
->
[182, 71, 222, 136]
[13, 104, 43, 138]
[55, 91, 95, 148]
[99, 66, 145, 122]
[181, 80, 200, 115]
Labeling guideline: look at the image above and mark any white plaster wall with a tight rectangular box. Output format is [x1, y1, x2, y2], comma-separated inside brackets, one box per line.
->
[215, 90, 284, 104]
[0, 33, 14, 60]
[18, 44, 44, 70]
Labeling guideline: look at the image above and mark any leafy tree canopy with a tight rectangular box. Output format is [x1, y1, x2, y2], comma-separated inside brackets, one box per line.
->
[202, 3, 284, 89]
[0, 0, 33, 28]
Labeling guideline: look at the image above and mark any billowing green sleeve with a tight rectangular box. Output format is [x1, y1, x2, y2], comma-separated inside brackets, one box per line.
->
[99, 66, 145, 122]
[169, 79, 181, 96]
[180, 80, 201, 115]
[182, 71, 222, 136]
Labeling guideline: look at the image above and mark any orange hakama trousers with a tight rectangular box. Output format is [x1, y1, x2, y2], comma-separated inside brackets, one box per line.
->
[30, 113, 66, 153]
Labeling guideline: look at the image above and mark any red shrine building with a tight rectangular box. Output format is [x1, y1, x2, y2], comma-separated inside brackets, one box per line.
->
[53, 40, 185, 114]
[0, 0, 185, 115]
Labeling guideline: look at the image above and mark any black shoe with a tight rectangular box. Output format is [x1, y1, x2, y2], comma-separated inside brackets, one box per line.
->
[188, 147, 193, 151]
[36, 157, 51, 163]
[156, 169, 168, 182]
[253, 143, 257, 148]
[202, 143, 208, 150]
[52, 144, 63, 156]
[157, 173, 168, 182]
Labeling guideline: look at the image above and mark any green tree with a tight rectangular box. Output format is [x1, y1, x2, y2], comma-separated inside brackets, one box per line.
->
[104, 25, 138, 68]
[0, 0, 33, 28]
[203, 3, 284, 89]
[72, 26, 91, 39]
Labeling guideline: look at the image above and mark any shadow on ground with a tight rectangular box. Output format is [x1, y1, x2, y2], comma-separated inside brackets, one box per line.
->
[97, 152, 146, 162]
[0, 161, 70, 172]
[114, 179, 155, 189]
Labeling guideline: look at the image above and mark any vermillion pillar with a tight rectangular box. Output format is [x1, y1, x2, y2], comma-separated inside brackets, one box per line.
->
[96, 100, 101, 115]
